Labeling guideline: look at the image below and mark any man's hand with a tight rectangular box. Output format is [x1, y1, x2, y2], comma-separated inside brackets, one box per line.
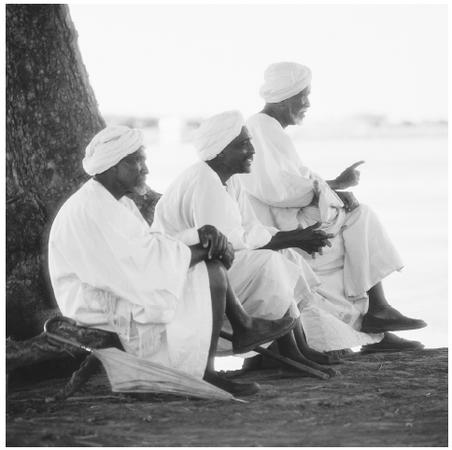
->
[221, 242, 235, 269]
[198, 225, 228, 260]
[288, 222, 334, 255]
[262, 222, 334, 255]
[331, 161, 364, 190]
[335, 191, 359, 213]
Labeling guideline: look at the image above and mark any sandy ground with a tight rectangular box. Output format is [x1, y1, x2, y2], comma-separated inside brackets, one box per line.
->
[6, 347, 447, 447]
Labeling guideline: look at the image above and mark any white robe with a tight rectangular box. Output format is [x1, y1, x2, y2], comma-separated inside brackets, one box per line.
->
[240, 113, 404, 351]
[48, 178, 212, 378]
[151, 162, 321, 353]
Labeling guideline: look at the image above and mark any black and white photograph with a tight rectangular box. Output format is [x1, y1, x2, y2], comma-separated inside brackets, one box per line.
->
[5, 2, 448, 447]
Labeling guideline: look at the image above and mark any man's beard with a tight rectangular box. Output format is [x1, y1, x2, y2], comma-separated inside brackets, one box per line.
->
[133, 181, 150, 196]
[288, 108, 305, 126]
[293, 111, 306, 125]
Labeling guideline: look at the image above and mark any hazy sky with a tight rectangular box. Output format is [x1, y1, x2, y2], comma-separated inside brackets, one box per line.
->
[70, 3, 448, 121]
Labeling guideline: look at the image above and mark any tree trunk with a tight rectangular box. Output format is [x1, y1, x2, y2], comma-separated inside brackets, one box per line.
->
[7, 5, 161, 343]
[6, 5, 106, 339]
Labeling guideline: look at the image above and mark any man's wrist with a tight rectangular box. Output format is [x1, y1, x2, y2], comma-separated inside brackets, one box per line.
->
[188, 244, 209, 267]
[327, 179, 341, 190]
[261, 231, 288, 251]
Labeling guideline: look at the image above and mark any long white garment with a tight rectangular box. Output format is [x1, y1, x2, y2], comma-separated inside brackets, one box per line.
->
[152, 162, 321, 352]
[240, 113, 404, 351]
[48, 179, 212, 378]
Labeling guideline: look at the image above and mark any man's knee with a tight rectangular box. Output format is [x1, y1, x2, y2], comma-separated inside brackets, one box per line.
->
[259, 249, 287, 269]
[346, 203, 375, 226]
[252, 248, 281, 264]
[357, 203, 370, 214]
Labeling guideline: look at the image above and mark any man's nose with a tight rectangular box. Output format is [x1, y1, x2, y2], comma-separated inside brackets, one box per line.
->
[141, 163, 149, 175]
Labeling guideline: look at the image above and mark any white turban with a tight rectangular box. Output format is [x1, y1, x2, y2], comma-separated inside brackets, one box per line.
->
[260, 62, 312, 103]
[82, 126, 144, 176]
[193, 110, 245, 161]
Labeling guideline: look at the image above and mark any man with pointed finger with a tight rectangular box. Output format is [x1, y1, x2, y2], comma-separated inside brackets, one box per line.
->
[239, 62, 426, 354]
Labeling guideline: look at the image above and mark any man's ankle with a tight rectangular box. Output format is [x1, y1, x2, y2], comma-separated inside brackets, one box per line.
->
[367, 302, 390, 315]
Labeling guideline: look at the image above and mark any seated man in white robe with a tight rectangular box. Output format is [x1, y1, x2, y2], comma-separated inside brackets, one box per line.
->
[48, 125, 297, 396]
[152, 111, 340, 375]
[239, 61, 426, 353]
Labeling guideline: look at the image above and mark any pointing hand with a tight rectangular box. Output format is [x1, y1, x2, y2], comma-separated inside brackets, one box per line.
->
[335, 160, 365, 189]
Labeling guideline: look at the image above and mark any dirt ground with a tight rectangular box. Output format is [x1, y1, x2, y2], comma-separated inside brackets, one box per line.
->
[6, 347, 447, 447]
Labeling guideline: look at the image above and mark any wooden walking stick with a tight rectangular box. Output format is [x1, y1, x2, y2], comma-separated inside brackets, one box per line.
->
[220, 331, 329, 380]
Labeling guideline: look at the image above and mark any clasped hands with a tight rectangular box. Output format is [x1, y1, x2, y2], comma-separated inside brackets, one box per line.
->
[198, 225, 235, 269]
[272, 222, 334, 256]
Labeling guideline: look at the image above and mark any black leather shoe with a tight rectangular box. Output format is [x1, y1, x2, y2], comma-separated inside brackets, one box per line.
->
[204, 371, 260, 396]
[361, 306, 427, 333]
[232, 314, 296, 354]
[361, 332, 424, 354]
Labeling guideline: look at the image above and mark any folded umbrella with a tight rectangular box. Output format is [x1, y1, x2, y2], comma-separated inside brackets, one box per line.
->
[45, 327, 234, 401]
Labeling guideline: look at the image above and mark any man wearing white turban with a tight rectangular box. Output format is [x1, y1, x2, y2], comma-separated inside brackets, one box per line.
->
[48, 125, 297, 396]
[239, 61, 426, 354]
[152, 111, 344, 375]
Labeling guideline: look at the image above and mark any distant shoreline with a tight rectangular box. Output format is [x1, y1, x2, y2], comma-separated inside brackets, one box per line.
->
[104, 113, 448, 142]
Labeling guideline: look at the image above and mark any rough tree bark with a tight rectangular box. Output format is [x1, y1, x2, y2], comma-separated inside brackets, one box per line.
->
[6, 4, 160, 342]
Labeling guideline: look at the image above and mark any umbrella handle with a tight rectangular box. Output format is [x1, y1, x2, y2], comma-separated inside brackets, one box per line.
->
[45, 329, 93, 353]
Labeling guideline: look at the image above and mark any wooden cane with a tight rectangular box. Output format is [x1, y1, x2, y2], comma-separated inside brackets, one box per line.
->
[219, 331, 329, 380]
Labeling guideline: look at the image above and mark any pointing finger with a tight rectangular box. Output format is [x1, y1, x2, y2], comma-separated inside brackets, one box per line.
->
[347, 160, 365, 170]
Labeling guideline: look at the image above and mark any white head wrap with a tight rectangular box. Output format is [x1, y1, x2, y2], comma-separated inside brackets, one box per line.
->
[193, 110, 245, 161]
[260, 62, 312, 103]
[82, 126, 144, 176]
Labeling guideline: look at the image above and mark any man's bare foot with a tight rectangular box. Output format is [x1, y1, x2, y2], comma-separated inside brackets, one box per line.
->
[301, 348, 341, 365]
[232, 314, 296, 354]
[361, 332, 424, 354]
[361, 305, 427, 333]
[294, 330, 341, 365]
[277, 339, 340, 378]
[283, 351, 340, 377]
[204, 370, 260, 396]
